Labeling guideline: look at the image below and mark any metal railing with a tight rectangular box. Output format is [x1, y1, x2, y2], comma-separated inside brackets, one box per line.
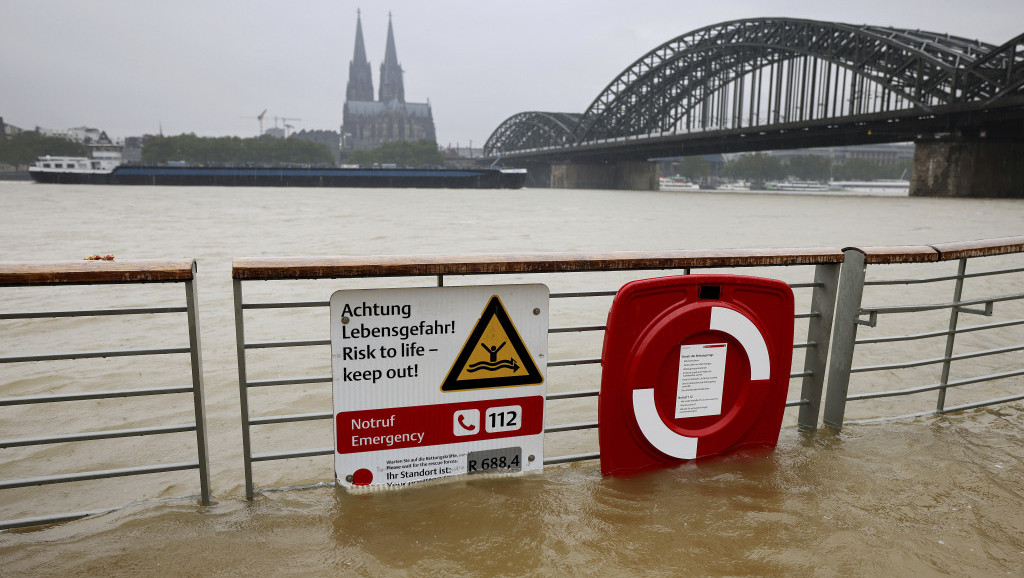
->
[823, 236, 1024, 427]
[232, 248, 844, 498]
[5, 238, 1022, 521]
[0, 260, 211, 530]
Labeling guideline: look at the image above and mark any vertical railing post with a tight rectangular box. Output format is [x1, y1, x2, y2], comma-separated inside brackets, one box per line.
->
[184, 265, 212, 506]
[822, 249, 867, 429]
[936, 258, 967, 412]
[233, 278, 255, 500]
[797, 262, 841, 429]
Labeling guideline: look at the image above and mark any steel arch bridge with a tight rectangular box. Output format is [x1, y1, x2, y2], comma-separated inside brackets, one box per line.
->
[484, 18, 1024, 157]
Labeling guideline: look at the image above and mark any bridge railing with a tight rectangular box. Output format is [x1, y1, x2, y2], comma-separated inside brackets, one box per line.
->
[823, 237, 1024, 426]
[231, 249, 844, 498]
[0, 260, 211, 531]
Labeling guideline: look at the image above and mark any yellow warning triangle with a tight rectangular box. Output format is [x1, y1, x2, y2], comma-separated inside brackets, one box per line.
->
[441, 295, 543, 392]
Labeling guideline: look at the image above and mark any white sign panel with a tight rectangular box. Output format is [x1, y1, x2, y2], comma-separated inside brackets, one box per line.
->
[331, 284, 548, 489]
[675, 343, 728, 419]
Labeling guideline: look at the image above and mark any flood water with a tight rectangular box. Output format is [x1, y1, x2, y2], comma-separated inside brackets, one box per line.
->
[1, 181, 1023, 575]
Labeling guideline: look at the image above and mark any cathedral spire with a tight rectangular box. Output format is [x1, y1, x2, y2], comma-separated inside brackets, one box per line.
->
[378, 12, 405, 103]
[346, 9, 374, 102]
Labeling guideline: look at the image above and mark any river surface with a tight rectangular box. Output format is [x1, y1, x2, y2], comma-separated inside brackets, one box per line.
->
[1, 181, 1023, 576]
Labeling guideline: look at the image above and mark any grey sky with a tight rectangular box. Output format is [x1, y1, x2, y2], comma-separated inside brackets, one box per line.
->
[3, 0, 1022, 147]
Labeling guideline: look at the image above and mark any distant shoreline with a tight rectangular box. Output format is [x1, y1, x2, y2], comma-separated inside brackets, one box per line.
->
[0, 171, 31, 181]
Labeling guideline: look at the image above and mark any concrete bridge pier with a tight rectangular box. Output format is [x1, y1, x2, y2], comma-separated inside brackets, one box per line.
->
[520, 160, 658, 190]
[912, 134, 1024, 198]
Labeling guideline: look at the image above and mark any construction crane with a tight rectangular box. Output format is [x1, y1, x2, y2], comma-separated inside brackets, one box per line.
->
[275, 116, 301, 137]
[239, 109, 268, 136]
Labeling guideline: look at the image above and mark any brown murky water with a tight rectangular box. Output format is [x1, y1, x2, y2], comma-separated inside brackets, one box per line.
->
[2, 181, 1023, 575]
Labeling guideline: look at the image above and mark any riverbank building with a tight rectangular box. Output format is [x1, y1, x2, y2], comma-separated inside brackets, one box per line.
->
[341, 12, 436, 153]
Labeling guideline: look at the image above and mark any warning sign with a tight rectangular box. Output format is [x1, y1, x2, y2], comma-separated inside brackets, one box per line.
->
[330, 284, 548, 490]
[441, 296, 543, 391]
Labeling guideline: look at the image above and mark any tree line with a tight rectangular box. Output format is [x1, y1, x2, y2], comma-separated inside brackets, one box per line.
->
[346, 139, 442, 167]
[670, 153, 912, 182]
[141, 134, 335, 165]
[0, 132, 89, 168]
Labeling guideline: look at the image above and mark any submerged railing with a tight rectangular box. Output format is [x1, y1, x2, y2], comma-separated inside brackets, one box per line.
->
[4, 237, 1023, 524]
[232, 249, 844, 498]
[824, 237, 1024, 426]
[0, 260, 211, 531]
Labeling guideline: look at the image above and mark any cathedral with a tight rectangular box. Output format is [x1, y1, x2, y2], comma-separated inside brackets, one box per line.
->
[341, 12, 436, 152]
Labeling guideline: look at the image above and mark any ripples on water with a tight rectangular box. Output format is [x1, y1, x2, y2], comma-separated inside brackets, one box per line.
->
[1, 182, 1023, 575]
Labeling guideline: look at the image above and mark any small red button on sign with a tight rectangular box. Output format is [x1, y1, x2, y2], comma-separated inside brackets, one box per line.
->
[352, 468, 374, 486]
[598, 275, 794, 476]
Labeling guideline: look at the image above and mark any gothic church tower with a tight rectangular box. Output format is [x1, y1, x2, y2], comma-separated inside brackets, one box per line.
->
[346, 10, 374, 102]
[377, 14, 405, 103]
[341, 12, 436, 153]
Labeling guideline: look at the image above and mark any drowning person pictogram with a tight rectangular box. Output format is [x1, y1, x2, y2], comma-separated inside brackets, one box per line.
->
[441, 296, 543, 391]
[466, 341, 521, 373]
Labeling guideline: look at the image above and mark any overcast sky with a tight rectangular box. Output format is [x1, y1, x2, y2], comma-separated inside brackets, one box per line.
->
[3, 0, 1022, 147]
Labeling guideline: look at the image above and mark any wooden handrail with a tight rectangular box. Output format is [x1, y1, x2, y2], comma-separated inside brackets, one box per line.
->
[0, 259, 196, 286]
[232, 248, 846, 281]
[847, 237, 1024, 264]
[931, 236, 1024, 260]
[848, 245, 939, 264]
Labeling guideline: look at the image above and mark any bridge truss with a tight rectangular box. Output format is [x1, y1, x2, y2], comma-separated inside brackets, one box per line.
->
[485, 18, 1024, 156]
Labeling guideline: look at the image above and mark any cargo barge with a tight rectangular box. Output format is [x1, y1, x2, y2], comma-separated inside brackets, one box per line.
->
[28, 156, 527, 189]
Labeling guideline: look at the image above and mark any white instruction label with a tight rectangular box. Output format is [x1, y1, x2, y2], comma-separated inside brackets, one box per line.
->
[675, 343, 728, 419]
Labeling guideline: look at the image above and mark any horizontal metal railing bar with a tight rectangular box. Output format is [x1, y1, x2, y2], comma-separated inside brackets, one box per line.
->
[551, 290, 618, 298]
[548, 357, 602, 367]
[943, 392, 1024, 413]
[232, 248, 847, 281]
[251, 447, 335, 462]
[545, 421, 598, 434]
[0, 385, 194, 406]
[848, 382, 945, 401]
[245, 375, 333, 388]
[245, 339, 331, 349]
[544, 452, 601, 466]
[248, 411, 334, 426]
[0, 346, 190, 364]
[242, 300, 330, 310]
[0, 423, 196, 448]
[852, 343, 1024, 374]
[847, 368, 1024, 401]
[865, 265, 1024, 287]
[794, 312, 822, 319]
[0, 259, 196, 286]
[860, 291, 1024, 316]
[790, 371, 814, 378]
[546, 389, 600, 400]
[0, 306, 187, 320]
[794, 341, 814, 349]
[549, 282, 821, 299]
[0, 508, 117, 531]
[785, 398, 810, 407]
[0, 461, 200, 490]
[549, 324, 606, 333]
[843, 410, 940, 425]
[857, 318, 1024, 345]
[955, 317, 1024, 334]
